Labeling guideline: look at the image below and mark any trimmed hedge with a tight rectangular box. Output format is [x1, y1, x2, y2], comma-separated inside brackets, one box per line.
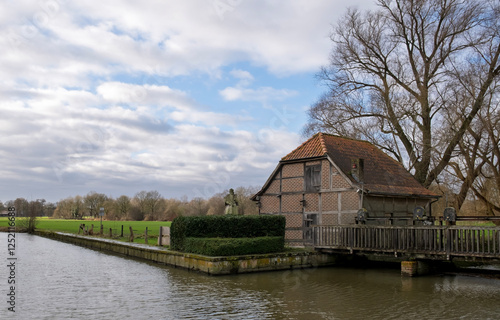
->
[183, 236, 284, 256]
[171, 215, 285, 252]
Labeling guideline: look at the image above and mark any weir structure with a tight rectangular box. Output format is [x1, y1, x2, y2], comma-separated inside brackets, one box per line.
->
[312, 225, 500, 276]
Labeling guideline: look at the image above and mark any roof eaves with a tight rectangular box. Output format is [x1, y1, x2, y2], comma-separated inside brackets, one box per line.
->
[364, 190, 441, 199]
[279, 155, 327, 164]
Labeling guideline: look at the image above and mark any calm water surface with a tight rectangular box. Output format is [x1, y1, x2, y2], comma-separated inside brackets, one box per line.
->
[1, 233, 499, 320]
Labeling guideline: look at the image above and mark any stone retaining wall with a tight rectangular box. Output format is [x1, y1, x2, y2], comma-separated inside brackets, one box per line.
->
[35, 230, 338, 275]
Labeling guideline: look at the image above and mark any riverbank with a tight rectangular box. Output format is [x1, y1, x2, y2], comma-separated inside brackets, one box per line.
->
[0, 218, 171, 244]
[35, 230, 339, 275]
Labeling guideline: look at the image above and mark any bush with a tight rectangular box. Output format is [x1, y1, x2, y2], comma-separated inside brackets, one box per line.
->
[183, 236, 284, 256]
[171, 215, 285, 252]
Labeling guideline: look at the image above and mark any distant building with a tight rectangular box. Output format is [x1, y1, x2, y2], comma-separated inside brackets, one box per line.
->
[252, 133, 439, 245]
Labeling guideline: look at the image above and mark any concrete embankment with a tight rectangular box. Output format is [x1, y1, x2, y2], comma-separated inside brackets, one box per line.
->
[35, 230, 338, 275]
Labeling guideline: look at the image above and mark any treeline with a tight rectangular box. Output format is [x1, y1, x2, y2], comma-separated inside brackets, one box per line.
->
[0, 186, 259, 221]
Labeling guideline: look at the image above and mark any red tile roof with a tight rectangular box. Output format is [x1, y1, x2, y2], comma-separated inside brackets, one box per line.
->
[282, 133, 437, 198]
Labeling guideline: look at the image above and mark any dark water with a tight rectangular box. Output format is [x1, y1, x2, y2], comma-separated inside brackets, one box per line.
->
[1, 233, 500, 320]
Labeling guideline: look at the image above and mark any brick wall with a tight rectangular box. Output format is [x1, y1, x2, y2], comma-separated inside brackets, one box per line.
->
[321, 160, 330, 190]
[282, 177, 303, 193]
[260, 195, 279, 214]
[285, 230, 302, 241]
[258, 159, 361, 234]
[322, 213, 338, 225]
[339, 212, 357, 224]
[266, 179, 280, 194]
[282, 163, 303, 177]
[341, 191, 359, 211]
[322, 192, 338, 212]
[284, 213, 302, 228]
[304, 193, 319, 212]
[332, 174, 351, 188]
[305, 160, 321, 166]
[281, 194, 302, 213]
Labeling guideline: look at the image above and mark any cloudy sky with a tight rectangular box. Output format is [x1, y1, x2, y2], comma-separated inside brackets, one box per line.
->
[1, 0, 371, 203]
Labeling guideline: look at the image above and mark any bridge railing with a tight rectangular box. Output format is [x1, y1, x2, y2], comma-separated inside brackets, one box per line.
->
[312, 225, 500, 258]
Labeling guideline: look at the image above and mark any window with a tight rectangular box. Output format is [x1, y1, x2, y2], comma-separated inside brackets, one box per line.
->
[305, 165, 321, 192]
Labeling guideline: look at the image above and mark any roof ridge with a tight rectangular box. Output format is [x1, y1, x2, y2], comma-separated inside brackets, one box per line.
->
[318, 132, 328, 154]
[321, 132, 373, 145]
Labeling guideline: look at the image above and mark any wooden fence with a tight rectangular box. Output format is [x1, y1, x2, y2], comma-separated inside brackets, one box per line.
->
[313, 225, 500, 259]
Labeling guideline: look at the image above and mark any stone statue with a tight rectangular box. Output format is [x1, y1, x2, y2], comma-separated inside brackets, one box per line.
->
[224, 188, 239, 215]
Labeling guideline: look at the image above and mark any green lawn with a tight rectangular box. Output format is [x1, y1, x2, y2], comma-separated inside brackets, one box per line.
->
[0, 217, 171, 245]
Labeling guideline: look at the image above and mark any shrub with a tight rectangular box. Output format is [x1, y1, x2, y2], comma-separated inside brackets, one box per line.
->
[170, 215, 285, 252]
[183, 236, 284, 256]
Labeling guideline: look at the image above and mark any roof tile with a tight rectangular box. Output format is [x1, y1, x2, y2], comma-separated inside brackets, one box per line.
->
[281, 133, 437, 198]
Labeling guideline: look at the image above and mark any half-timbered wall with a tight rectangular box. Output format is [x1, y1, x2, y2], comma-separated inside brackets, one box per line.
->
[258, 158, 360, 244]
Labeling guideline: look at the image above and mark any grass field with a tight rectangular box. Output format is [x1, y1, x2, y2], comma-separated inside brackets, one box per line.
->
[0, 217, 171, 245]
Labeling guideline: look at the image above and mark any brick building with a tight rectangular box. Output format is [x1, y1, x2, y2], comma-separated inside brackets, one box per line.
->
[251, 133, 439, 245]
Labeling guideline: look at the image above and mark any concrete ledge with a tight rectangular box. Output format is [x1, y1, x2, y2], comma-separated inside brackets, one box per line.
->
[35, 230, 338, 275]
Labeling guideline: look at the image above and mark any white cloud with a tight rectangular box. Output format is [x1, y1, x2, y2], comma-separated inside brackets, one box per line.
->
[0, 0, 375, 201]
[219, 86, 297, 102]
[229, 69, 254, 87]
[97, 82, 196, 110]
[0, 0, 369, 86]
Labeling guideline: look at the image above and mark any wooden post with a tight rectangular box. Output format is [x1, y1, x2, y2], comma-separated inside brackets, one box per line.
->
[109, 228, 112, 238]
[145, 227, 148, 245]
[121, 225, 124, 237]
[129, 226, 134, 242]
[158, 226, 163, 246]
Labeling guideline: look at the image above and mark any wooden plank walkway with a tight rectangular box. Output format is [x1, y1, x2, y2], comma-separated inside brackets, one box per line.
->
[313, 225, 500, 260]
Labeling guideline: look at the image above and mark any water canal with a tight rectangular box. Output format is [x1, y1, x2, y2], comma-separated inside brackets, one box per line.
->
[2, 233, 500, 319]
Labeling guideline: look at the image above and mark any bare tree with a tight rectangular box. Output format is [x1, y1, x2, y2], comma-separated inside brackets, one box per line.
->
[305, 0, 500, 188]
[53, 196, 84, 219]
[84, 191, 108, 218]
[206, 195, 225, 215]
[160, 198, 185, 220]
[114, 195, 131, 219]
[26, 201, 41, 233]
[235, 186, 259, 215]
[133, 190, 163, 220]
[43, 202, 57, 217]
[185, 197, 208, 216]
[470, 97, 500, 215]
[133, 191, 148, 216]
[144, 191, 163, 220]
[13, 198, 29, 217]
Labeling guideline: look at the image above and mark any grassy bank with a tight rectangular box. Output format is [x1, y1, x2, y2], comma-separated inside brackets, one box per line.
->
[0, 217, 171, 245]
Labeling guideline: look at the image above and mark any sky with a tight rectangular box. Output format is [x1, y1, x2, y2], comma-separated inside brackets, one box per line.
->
[0, 0, 372, 203]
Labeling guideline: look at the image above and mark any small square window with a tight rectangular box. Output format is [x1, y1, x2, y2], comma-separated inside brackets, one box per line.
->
[305, 165, 321, 192]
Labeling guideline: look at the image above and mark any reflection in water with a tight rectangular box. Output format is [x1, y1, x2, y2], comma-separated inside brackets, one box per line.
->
[1, 233, 499, 319]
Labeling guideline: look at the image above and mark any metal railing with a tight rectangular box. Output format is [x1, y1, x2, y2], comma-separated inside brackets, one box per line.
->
[313, 225, 500, 258]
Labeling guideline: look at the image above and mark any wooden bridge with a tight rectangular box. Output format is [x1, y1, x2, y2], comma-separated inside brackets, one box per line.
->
[311, 225, 500, 262]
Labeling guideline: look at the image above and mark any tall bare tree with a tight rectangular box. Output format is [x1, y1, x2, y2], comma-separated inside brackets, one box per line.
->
[305, 0, 500, 188]
[84, 191, 108, 218]
[53, 196, 83, 219]
[114, 195, 131, 219]
[468, 96, 500, 215]
[133, 190, 163, 220]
